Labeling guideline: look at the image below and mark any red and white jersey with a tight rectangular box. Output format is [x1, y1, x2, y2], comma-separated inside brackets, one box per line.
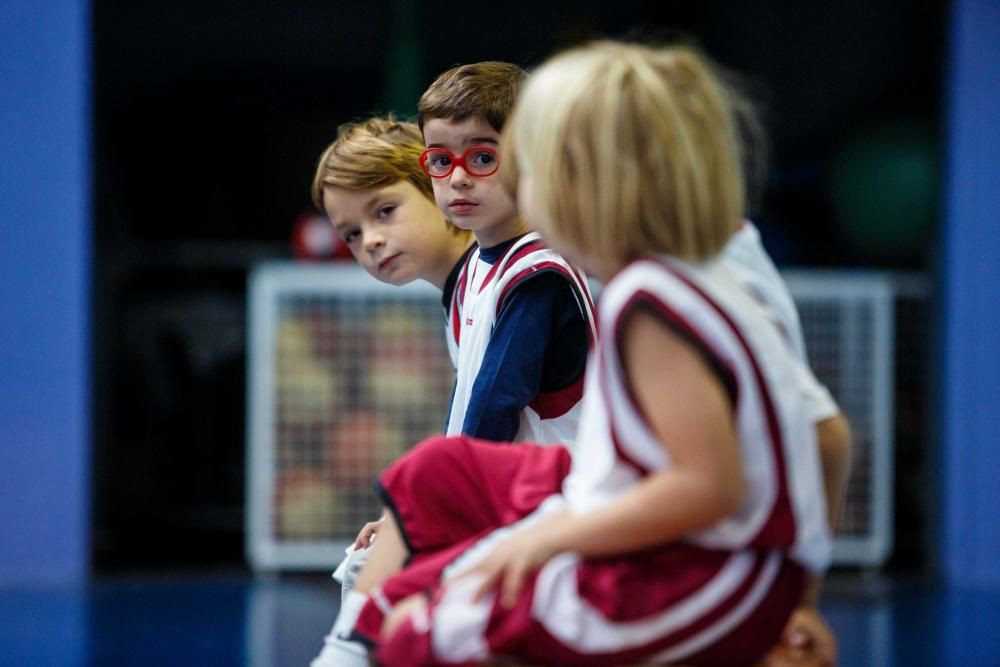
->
[562, 256, 832, 573]
[721, 221, 839, 423]
[445, 232, 597, 446]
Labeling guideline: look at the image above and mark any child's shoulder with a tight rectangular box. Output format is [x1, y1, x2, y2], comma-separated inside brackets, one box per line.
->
[599, 255, 735, 325]
[495, 231, 547, 265]
[494, 233, 592, 306]
[601, 256, 673, 300]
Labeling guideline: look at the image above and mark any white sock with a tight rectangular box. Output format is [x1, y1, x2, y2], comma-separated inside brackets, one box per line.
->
[333, 590, 369, 637]
[310, 592, 370, 667]
[339, 546, 371, 604]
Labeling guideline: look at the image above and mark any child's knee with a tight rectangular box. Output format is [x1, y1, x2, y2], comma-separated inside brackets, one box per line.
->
[380, 592, 429, 639]
[383, 434, 470, 496]
[376, 593, 435, 665]
[412, 433, 462, 461]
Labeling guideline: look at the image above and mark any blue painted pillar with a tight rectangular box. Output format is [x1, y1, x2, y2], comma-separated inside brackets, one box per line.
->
[941, 0, 1000, 589]
[0, 0, 91, 586]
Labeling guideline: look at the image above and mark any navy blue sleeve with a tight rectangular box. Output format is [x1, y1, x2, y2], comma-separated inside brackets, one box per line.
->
[443, 378, 457, 433]
[461, 271, 588, 442]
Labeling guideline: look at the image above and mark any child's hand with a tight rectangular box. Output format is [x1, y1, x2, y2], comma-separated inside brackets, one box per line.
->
[353, 517, 384, 550]
[762, 606, 837, 667]
[456, 516, 564, 609]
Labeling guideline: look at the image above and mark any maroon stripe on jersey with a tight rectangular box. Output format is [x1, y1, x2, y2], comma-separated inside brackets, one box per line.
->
[567, 264, 597, 345]
[477, 258, 504, 294]
[596, 551, 769, 661]
[570, 265, 597, 317]
[529, 373, 584, 419]
[457, 249, 472, 309]
[602, 553, 800, 665]
[499, 238, 545, 274]
[574, 543, 732, 622]
[450, 253, 472, 346]
[597, 352, 651, 476]
[463, 551, 799, 666]
[562, 552, 768, 664]
[652, 260, 797, 550]
[603, 289, 739, 479]
[676, 558, 805, 666]
[495, 262, 580, 318]
[450, 294, 461, 346]
[478, 239, 544, 294]
[615, 290, 740, 409]
[641, 551, 766, 647]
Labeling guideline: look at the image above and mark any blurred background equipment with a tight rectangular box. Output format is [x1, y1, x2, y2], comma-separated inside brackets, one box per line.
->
[246, 264, 928, 570]
[291, 210, 353, 262]
[831, 117, 939, 264]
[246, 264, 452, 570]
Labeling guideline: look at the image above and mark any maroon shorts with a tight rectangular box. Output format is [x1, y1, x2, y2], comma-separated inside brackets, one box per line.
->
[356, 435, 804, 666]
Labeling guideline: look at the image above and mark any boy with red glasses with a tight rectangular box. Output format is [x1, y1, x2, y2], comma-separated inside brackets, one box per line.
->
[416, 61, 595, 447]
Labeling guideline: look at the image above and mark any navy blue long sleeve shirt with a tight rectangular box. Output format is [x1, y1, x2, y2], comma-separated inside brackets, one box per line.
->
[442, 238, 589, 442]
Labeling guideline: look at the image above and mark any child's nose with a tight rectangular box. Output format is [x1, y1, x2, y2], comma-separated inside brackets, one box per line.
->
[364, 231, 385, 252]
[449, 165, 472, 187]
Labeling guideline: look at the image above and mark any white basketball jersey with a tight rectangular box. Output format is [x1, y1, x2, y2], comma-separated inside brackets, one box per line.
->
[445, 232, 596, 447]
[721, 222, 839, 423]
[562, 256, 832, 573]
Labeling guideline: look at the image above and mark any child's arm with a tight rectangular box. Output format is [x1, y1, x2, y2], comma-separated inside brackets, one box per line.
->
[803, 412, 852, 603]
[465, 305, 744, 605]
[767, 413, 850, 666]
[816, 414, 852, 551]
[461, 272, 587, 441]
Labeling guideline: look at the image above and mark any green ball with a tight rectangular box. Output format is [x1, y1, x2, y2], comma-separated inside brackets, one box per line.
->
[831, 120, 939, 262]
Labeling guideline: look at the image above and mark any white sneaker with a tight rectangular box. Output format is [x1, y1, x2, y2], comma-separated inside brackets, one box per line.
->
[310, 631, 369, 667]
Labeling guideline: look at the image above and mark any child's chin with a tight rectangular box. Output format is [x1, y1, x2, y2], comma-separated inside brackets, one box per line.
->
[449, 220, 479, 233]
[386, 273, 416, 287]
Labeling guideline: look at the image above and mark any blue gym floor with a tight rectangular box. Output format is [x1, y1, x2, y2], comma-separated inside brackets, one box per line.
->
[1, 571, 998, 666]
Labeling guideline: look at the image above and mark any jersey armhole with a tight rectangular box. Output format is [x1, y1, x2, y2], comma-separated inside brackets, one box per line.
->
[495, 266, 594, 341]
[614, 293, 740, 416]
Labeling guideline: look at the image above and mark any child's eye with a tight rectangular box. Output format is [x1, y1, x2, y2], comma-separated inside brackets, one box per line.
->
[472, 151, 496, 167]
[343, 229, 360, 244]
[430, 155, 452, 168]
[377, 205, 396, 219]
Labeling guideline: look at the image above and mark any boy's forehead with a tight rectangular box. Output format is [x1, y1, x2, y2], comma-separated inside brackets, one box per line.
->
[323, 181, 409, 220]
[423, 116, 500, 147]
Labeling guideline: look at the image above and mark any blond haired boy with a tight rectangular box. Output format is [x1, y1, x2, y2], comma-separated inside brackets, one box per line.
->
[312, 116, 474, 292]
[310, 117, 477, 667]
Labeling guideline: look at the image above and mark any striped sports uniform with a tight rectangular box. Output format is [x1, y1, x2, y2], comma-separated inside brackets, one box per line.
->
[721, 221, 839, 423]
[445, 231, 596, 445]
[356, 255, 832, 666]
[327, 238, 588, 620]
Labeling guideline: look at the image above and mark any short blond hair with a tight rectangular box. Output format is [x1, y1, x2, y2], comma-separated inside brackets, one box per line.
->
[505, 42, 745, 264]
[418, 61, 527, 133]
[311, 116, 433, 211]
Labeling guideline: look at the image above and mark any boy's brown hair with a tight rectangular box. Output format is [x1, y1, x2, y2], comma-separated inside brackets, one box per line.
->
[311, 116, 433, 211]
[417, 61, 527, 133]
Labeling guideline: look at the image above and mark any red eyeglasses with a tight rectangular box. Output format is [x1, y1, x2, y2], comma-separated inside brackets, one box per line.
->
[419, 146, 500, 179]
